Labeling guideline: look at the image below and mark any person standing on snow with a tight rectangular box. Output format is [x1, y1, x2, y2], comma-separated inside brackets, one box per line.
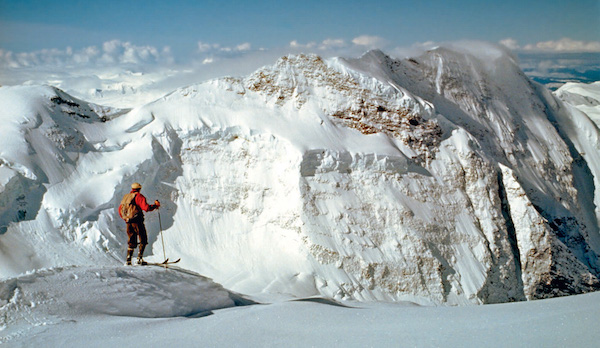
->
[118, 182, 160, 265]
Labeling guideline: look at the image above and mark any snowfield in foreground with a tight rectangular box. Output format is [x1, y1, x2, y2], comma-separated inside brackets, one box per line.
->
[1, 264, 599, 347]
[0, 265, 252, 343]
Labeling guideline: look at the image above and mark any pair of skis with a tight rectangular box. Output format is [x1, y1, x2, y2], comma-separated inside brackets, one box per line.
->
[147, 258, 181, 267]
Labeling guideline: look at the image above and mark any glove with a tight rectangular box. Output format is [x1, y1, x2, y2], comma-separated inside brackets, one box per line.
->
[154, 200, 161, 208]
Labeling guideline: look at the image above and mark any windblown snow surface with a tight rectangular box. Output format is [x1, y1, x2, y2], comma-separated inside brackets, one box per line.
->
[2, 42, 600, 346]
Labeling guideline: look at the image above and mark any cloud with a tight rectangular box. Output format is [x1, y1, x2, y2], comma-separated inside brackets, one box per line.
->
[197, 42, 220, 52]
[195, 41, 255, 64]
[524, 38, 600, 53]
[289, 40, 316, 49]
[289, 39, 348, 50]
[499, 38, 600, 53]
[236, 42, 252, 51]
[289, 36, 392, 56]
[102, 40, 164, 64]
[0, 48, 67, 68]
[197, 41, 253, 54]
[0, 40, 174, 69]
[290, 36, 387, 52]
[499, 38, 520, 51]
[319, 39, 347, 50]
[352, 35, 388, 49]
[395, 41, 438, 54]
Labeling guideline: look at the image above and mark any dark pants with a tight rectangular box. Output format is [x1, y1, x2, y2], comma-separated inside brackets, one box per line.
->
[126, 216, 148, 249]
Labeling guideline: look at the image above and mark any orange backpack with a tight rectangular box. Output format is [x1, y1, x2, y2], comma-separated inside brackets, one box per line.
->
[120, 192, 141, 222]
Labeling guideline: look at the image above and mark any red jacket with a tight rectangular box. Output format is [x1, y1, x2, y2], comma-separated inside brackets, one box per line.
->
[133, 190, 157, 212]
[118, 190, 157, 219]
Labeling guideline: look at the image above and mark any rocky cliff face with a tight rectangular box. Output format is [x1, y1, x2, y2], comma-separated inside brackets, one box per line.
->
[339, 47, 600, 301]
[1, 44, 599, 304]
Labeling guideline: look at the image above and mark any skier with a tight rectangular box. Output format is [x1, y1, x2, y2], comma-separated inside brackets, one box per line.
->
[118, 182, 160, 265]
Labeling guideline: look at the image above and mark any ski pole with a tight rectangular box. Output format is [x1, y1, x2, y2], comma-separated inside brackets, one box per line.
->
[157, 208, 167, 264]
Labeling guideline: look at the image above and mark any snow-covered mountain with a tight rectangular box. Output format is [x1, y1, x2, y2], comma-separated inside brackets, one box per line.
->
[556, 81, 600, 126]
[1, 43, 600, 306]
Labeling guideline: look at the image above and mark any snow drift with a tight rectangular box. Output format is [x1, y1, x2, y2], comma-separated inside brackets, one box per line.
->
[0, 265, 251, 342]
[4, 266, 600, 347]
[1, 43, 600, 305]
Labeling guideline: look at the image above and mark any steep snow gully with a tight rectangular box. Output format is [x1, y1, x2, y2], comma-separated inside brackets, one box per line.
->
[2, 43, 600, 306]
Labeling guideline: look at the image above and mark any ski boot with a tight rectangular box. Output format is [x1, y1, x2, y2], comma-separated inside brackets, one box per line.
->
[125, 248, 134, 266]
[137, 244, 148, 265]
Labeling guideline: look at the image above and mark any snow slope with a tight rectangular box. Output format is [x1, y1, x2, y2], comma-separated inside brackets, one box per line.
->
[0, 265, 251, 344]
[1, 44, 600, 306]
[553, 81, 600, 276]
[556, 81, 600, 126]
[1, 265, 598, 347]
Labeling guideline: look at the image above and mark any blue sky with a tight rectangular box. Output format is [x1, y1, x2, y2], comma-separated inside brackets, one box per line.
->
[1, 0, 599, 56]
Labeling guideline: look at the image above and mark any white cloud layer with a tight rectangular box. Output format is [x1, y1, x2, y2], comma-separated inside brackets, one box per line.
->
[290, 39, 350, 50]
[499, 38, 520, 51]
[197, 41, 252, 54]
[195, 41, 256, 65]
[525, 38, 600, 52]
[352, 35, 388, 49]
[0, 40, 174, 69]
[319, 39, 347, 50]
[236, 42, 252, 51]
[288, 36, 390, 55]
[500, 38, 600, 53]
[1, 37, 597, 109]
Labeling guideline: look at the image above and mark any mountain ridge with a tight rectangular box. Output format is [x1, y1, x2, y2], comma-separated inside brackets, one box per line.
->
[1, 44, 600, 304]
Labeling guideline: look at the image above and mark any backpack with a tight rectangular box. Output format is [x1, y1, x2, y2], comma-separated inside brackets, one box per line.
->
[120, 192, 141, 222]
